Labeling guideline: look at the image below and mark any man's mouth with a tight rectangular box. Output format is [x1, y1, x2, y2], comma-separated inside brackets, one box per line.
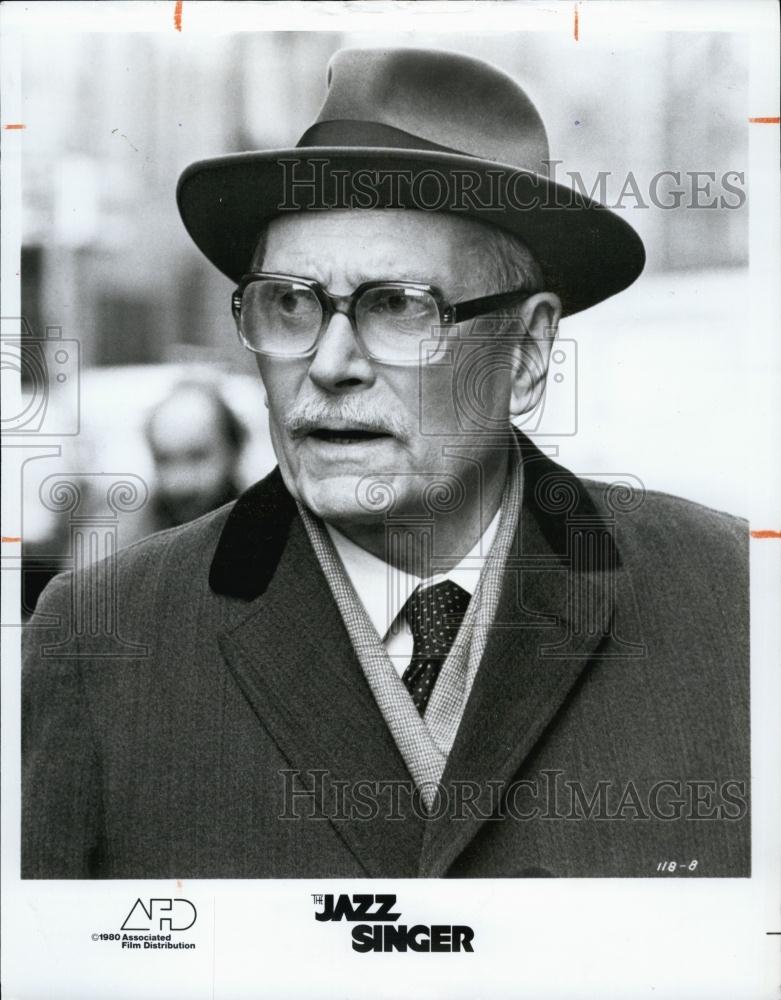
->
[306, 426, 394, 445]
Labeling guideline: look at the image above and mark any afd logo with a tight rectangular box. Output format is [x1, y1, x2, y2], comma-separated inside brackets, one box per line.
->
[121, 898, 197, 932]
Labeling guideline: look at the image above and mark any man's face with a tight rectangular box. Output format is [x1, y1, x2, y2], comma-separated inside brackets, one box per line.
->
[148, 392, 237, 524]
[255, 209, 527, 528]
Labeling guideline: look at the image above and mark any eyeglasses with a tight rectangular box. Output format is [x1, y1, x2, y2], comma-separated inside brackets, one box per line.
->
[231, 272, 533, 365]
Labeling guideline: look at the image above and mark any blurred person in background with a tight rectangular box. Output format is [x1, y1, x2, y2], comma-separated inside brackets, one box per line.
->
[143, 379, 246, 531]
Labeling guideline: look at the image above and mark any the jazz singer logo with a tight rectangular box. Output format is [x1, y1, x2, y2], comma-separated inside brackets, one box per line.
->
[313, 893, 474, 953]
[121, 898, 197, 932]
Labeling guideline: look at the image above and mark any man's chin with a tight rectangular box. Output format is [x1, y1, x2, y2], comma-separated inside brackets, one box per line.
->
[296, 473, 386, 527]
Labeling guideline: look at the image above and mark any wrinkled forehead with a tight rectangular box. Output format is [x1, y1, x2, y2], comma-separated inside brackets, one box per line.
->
[258, 209, 498, 295]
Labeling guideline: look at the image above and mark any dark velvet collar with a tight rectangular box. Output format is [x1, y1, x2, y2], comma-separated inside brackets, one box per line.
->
[208, 431, 619, 600]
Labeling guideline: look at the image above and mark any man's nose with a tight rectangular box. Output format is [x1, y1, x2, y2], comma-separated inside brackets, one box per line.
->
[307, 312, 376, 392]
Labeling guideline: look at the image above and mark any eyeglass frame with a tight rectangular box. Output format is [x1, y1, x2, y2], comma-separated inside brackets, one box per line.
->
[231, 271, 535, 365]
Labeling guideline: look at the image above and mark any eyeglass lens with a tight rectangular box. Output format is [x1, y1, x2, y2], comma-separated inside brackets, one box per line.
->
[238, 278, 441, 361]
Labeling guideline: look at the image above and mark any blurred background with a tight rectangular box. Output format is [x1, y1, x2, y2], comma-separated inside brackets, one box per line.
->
[14, 30, 749, 612]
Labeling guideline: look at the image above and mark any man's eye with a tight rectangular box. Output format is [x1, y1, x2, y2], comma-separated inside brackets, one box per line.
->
[385, 293, 411, 314]
[276, 290, 312, 314]
[370, 292, 420, 317]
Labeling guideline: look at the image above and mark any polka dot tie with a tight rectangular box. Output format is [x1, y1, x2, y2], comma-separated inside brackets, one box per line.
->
[401, 580, 471, 716]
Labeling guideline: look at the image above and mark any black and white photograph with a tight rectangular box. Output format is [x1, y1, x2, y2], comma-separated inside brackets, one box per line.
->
[2, 1, 779, 997]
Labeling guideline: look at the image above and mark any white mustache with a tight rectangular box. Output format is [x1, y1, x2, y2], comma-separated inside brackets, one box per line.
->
[284, 397, 408, 440]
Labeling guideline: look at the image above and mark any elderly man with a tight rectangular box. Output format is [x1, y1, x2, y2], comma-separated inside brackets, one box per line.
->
[23, 48, 749, 879]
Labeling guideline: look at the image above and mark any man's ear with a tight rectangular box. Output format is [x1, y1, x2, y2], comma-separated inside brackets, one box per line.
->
[509, 292, 562, 417]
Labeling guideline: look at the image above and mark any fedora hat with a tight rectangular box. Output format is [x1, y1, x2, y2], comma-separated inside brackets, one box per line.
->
[177, 47, 645, 316]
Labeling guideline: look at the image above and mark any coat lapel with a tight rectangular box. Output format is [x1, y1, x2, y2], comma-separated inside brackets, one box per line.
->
[209, 447, 622, 879]
[419, 438, 621, 876]
[211, 470, 425, 877]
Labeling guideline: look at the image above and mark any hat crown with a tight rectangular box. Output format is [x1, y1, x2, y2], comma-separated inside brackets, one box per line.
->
[177, 45, 646, 316]
[301, 47, 550, 174]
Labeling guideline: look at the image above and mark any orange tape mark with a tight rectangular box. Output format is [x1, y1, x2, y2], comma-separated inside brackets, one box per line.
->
[574, 3, 580, 41]
[751, 530, 781, 539]
[748, 117, 780, 124]
[174, 0, 183, 31]
[1, 536, 22, 543]
[3, 124, 26, 130]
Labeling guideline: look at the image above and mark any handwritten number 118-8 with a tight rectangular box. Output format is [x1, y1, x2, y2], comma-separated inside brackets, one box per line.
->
[657, 860, 698, 873]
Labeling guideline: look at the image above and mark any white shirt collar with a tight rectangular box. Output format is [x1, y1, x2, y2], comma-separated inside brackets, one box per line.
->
[325, 508, 502, 643]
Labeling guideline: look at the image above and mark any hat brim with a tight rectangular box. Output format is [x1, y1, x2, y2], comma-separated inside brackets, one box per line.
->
[177, 147, 645, 317]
